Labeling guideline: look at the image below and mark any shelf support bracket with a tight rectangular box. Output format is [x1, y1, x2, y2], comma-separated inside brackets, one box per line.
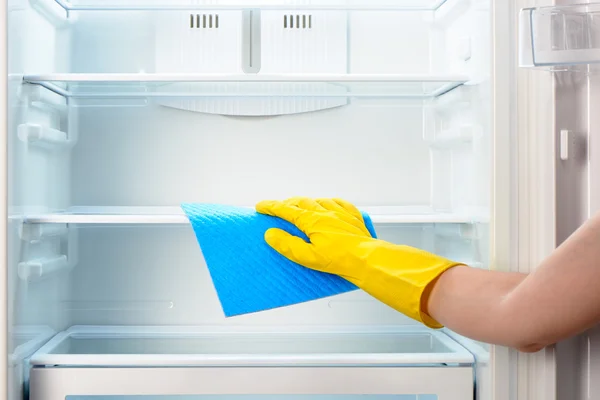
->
[18, 123, 68, 148]
[18, 225, 78, 282]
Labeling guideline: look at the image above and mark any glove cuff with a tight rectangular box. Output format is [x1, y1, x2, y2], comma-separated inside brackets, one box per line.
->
[417, 262, 465, 329]
[359, 242, 466, 329]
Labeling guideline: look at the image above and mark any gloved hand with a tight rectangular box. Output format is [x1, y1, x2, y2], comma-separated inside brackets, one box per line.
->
[256, 197, 465, 329]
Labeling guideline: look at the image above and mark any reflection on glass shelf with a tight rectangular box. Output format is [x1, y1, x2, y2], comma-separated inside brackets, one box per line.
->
[66, 396, 439, 400]
[520, 3, 600, 68]
[30, 325, 474, 367]
[11, 206, 489, 225]
[53, 0, 448, 11]
[22, 74, 468, 99]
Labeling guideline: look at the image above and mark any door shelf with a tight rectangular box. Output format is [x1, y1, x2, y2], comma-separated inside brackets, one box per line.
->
[21, 74, 468, 99]
[53, 0, 448, 11]
[520, 3, 600, 68]
[30, 325, 474, 367]
[11, 206, 489, 226]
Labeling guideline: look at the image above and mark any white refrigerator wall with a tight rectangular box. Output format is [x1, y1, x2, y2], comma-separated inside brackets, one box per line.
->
[7, 3, 71, 399]
[69, 9, 481, 326]
[7, 0, 71, 333]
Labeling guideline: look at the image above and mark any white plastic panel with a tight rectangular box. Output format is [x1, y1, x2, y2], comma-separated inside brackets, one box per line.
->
[29, 367, 472, 400]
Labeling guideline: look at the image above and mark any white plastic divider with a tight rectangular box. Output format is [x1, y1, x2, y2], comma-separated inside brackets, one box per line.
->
[11, 206, 490, 225]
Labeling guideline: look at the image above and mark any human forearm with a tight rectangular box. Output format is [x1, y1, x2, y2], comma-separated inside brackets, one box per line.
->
[425, 267, 531, 349]
[427, 211, 600, 352]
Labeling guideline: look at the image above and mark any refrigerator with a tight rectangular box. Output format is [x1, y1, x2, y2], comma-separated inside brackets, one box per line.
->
[2, 0, 599, 398]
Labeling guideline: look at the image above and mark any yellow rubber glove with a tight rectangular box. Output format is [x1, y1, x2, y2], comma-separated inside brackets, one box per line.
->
[256, 197, 465, 329]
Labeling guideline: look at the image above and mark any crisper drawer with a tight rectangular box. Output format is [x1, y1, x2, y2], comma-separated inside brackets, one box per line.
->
[28, 327, 474, 400]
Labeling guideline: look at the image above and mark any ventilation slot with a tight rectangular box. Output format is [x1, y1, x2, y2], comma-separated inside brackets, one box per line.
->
[190, 14, 219, 29]
[284, 14, 312, 29]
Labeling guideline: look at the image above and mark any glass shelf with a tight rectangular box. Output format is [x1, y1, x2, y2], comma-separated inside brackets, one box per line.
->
[21, 74, 468, 99]
[30, 326, 474, 367]
[11, 206, 489, 225]
[520, 3, 600, 68]
[53, 0, 448, 11]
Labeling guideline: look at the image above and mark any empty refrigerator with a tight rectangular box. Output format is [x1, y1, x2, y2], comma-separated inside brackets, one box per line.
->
[6, 0, 595, 399]
[9, 0, 491, 399]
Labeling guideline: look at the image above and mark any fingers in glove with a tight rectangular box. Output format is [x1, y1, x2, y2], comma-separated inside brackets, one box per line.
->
[286, 197, 328, 212]
[264, 228, 325, 272]
[332, 198, 365, 224]
[256, 200, 314, 234]
[316, 198, 371, 236]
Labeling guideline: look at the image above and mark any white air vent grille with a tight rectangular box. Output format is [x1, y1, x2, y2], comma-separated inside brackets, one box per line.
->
[261, 11, 346, 74]
[189, 13, 220, 29]
[283, 14, 312, 29]
[155, 11, 241, 73]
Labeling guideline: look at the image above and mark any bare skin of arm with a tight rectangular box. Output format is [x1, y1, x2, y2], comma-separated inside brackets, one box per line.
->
[426, 211, 600, 353]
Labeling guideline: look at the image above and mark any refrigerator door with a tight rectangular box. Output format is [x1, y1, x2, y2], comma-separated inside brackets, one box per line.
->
[550, 0, 600, 397]
[518, 0, 600, 399]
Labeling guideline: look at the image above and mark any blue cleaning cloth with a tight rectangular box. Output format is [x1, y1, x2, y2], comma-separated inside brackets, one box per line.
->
[181, 203, 377, 317]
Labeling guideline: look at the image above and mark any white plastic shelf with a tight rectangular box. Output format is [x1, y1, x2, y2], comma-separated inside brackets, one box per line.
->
[53, 0, 448, 11]
[22, 74, 468, 99]
[30, 325, 474, 367]
[11, 206, 489, 226]
[520, 3, 600, 68]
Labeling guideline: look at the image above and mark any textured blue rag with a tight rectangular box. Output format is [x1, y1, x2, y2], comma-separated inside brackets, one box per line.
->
[181, 203, 378, 317]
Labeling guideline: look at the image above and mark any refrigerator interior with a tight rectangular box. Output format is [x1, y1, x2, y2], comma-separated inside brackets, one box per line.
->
[8, 0, 494, 399]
